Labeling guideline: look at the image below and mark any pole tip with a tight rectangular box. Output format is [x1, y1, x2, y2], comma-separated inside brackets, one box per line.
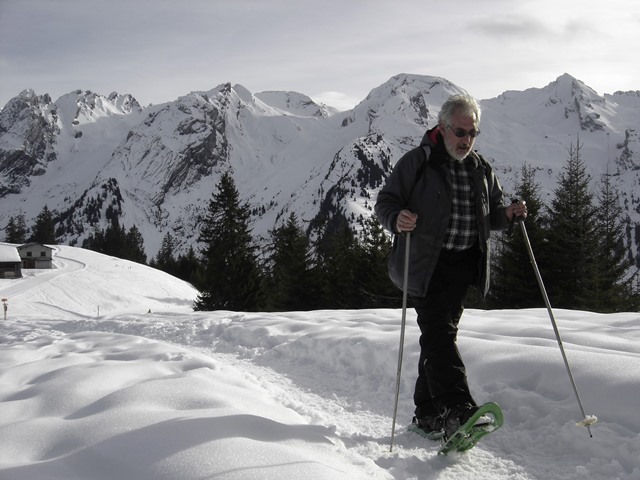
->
[576, 415, 598, 427]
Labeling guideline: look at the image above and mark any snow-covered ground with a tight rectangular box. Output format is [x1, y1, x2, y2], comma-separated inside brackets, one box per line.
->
[0, 245, 638, 480]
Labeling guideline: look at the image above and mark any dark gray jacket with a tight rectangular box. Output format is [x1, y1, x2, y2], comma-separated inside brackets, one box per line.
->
[375, 127, 509, 298]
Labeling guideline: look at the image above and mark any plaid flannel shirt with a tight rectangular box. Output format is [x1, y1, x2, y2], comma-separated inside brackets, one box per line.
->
[444, 159, 478, 251]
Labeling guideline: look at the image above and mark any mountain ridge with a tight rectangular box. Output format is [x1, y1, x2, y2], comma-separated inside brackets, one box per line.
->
[1, 73, 638, 271]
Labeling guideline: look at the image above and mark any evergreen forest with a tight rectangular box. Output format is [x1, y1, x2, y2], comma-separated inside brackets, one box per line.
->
[4, 141, 639, 313]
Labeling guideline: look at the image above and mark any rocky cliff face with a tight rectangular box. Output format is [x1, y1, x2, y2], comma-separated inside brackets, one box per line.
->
[0, 91, 59, 195]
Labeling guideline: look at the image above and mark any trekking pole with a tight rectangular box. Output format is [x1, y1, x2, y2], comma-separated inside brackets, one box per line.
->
[518, 219, 597, 437]
[390, 231, 411, 452]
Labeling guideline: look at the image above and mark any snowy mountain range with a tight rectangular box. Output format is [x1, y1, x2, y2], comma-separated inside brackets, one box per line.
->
[1, 73, 639, 270]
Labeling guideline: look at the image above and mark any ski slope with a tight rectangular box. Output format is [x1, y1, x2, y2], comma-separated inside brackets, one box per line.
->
[1, 245, 639, 479]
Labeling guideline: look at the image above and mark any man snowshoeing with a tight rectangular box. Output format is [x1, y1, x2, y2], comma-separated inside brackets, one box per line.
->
[375, 93, 527, 440]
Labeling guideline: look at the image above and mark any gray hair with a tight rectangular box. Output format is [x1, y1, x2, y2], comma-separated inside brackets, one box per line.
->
[438, 94, 481, 125]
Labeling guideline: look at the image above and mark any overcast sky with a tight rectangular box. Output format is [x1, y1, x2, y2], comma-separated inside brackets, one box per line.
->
[1, 0, 639, 111]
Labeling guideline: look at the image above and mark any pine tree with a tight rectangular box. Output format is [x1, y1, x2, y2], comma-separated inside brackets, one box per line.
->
[489, 163, 547, 308]
[354, 216, 399, 308]
[103, 220, 126, 257]
[194, 172, 262, 311]
[4, 215, 28, 243]
[30, 205, 57, 244]
[591, 171, 636, 311]
[80, 218, 145, 264]
[153, 232, 178, 275]
[176, 246, 200, 285]
[263, 212, 315, 311]
[313, 224, 360, 308]
[124, 225, 147, 264]
[81, 227, 104, 253]
[545, 139, 599, 309]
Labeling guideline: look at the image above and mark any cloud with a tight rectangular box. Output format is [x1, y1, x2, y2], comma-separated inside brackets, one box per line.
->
[467, 15, 551, 39]
[1, 0, 639, 109]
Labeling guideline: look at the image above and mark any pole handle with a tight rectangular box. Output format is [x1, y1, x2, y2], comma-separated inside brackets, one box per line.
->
[507, 198, 522, 235]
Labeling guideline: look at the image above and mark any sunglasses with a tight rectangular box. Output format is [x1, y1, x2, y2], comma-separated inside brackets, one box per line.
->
[446, 123, 481, 138]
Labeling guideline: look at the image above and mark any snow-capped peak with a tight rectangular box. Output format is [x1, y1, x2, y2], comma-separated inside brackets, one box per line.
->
[256, 90, 334, 118]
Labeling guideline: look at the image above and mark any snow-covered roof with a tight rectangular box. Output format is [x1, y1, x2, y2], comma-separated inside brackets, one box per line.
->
[0, 244, 21, 263]
[17, 242, 54, 251]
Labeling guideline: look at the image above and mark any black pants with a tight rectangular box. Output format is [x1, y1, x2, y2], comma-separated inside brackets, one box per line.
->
[412, 246, 480, 418]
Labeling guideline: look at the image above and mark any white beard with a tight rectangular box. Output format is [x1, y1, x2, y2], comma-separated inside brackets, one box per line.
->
[444, 142, 471, 162]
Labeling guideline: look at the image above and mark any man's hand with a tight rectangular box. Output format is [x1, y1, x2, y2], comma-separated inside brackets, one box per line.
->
[506, 200, 528, 222]
[396, 209, 418, 233]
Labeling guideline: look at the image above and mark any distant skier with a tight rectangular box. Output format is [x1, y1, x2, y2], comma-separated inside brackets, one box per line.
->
[375, 94, 527, 439]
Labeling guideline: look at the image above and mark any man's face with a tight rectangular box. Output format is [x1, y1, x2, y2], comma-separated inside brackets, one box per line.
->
[441, 110, 478, 161]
